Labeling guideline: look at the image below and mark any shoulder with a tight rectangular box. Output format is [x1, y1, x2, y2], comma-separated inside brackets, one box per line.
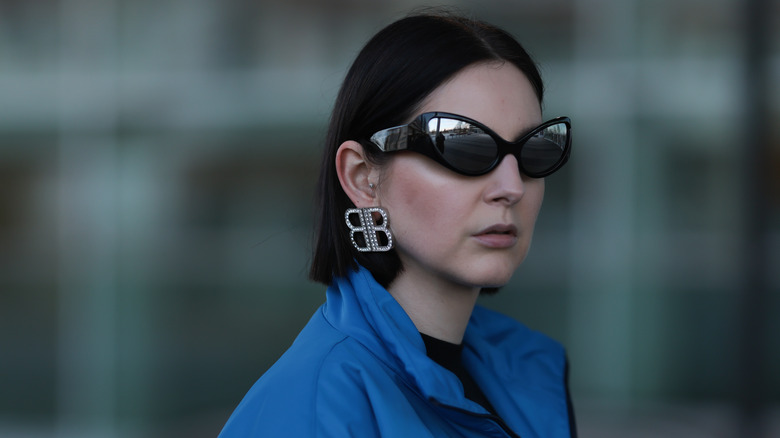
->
[219, 314, 391, 437]
[470, 305, 565, 354]
[465, 306, 573, 437]
[467, 305, 566, 380]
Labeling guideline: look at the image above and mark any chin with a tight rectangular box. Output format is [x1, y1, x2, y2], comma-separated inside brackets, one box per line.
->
[468, 269, 515, 289]
[477, 271, 513, 295]
[471, 257, 523, 286]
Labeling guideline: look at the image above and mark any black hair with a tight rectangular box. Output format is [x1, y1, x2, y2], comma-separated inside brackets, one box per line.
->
[309, 11, 545, 287]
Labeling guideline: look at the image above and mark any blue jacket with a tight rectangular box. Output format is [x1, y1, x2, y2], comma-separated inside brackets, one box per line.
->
[219, 265, 574, 437]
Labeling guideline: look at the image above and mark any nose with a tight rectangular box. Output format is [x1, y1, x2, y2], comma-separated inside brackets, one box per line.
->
[483, 155, 525, 206]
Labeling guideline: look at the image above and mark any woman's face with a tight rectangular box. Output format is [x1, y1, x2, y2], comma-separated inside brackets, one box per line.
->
[376, 62, 545, 292]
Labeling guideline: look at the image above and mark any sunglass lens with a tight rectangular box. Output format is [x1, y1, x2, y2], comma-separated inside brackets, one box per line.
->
[426, 117, 497, 174]
[520, 122, 568, 176]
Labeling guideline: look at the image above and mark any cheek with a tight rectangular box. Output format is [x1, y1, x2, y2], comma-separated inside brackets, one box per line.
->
[519, 187, 545, 255]
[379, 158, 467, 237]
[526, 180, 545, 217]
[519, 183, 544, 228]
[385, 176, 442, 229]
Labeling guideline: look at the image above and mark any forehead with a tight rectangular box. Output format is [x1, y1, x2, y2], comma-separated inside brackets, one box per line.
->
[417, 62, 542, 139]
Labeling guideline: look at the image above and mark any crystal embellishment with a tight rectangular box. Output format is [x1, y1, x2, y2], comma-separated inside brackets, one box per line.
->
[345, 207, 393, 252]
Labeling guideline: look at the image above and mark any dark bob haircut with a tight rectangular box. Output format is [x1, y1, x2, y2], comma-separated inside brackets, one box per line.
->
[309, 11, 545, 287]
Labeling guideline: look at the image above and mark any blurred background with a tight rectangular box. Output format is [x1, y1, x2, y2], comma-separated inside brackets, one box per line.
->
[0, 0, 778, 437]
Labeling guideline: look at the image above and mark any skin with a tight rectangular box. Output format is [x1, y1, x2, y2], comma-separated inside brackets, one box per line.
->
[336, 62, 545, 344]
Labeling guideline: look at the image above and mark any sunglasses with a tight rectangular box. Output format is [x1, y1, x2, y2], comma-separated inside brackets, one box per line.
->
[369, 112, 571, 178]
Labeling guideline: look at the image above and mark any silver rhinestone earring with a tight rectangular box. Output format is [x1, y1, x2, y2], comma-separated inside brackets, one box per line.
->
[345, 207, 393, 252]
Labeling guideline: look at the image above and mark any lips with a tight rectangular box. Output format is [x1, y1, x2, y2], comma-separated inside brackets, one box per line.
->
[473, 224, 518, 248]
[477, 224, 517, 236]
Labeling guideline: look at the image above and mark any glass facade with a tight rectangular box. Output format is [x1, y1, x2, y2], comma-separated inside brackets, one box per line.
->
[0, 0, 778, 436]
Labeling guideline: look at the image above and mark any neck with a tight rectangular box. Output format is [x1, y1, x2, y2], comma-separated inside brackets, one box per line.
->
[387, 267, 480, 344]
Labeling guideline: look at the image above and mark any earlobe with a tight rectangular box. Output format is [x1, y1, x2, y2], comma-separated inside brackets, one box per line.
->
[335, 140, 379, 207]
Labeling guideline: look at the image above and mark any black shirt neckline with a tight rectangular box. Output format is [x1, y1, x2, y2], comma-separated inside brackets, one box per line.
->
[420, 332, 498, 415]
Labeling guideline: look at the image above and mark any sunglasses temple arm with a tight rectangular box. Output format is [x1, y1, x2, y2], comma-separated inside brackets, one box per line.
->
[370, 125, 412, 152]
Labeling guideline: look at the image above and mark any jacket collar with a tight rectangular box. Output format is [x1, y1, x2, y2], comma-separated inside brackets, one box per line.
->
[322, 265, 476, 410]
[322, 264, 570, 438]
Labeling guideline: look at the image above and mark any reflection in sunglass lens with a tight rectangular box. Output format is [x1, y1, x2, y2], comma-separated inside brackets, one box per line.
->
[520, 123, 567, 175]
[426, 118, 496, 173]
[423, 116, 569, 176]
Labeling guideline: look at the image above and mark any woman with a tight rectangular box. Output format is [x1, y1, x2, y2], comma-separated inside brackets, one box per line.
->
[220, 11, 575, 438]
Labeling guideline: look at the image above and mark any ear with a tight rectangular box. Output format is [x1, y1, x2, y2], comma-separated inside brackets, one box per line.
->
[335, 140, 380, 208]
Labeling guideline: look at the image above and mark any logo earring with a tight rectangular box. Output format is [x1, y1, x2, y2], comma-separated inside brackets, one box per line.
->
[345, 207, 393, 252]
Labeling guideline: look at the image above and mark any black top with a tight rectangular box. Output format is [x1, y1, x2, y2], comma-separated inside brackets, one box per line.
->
[420, 332, 498, 415]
